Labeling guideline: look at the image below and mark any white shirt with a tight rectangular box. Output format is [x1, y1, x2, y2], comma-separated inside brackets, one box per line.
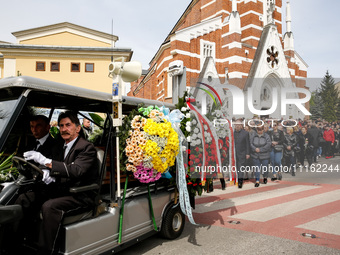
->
[36, 133, 49, 150]
[63, 137, 78, 159]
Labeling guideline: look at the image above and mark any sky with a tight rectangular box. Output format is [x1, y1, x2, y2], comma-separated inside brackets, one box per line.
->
[0, 0, 339, 91]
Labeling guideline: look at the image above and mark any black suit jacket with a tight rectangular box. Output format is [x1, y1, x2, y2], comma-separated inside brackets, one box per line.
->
[234, 129, 250, 166]
[35, 135, 56, 159]
[308, 126, 321, 147]
[50, 136, 98, 192]
[21, 134, 56, 158]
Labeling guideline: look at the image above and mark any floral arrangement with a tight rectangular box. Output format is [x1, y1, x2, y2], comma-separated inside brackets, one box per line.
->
[176, 89, 235, 195]
[211, 110, 230, 166]
[205, 103, 237, 183]
[122, 106, 179, 183]
[175, 94, 207, 196]
[186, 104, 220, 182]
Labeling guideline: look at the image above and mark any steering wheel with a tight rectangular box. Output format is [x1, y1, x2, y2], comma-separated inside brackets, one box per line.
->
[12, 156, 44, 177]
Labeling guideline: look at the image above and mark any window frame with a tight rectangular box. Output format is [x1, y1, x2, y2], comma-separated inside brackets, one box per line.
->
[200, 40, 216, 70]
[71, 63, 80, 72]
[50, 62, 60, 72]
[36, 61, 46, 71]
[85, 63, 94, 73]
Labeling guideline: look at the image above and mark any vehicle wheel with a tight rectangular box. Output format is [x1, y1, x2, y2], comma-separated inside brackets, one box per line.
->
[160, 204, 185, 240]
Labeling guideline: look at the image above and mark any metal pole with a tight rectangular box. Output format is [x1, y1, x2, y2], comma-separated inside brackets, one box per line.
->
[112, 73, 123, 204]
[110, 128, 116, 202]
[118, 176, 128, 243]
[116, 126, 121, 205]
[109, 58, 141, 204]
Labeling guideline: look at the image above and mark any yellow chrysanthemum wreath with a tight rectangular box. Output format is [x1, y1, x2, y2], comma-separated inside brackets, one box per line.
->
[125, 106, 179, 183]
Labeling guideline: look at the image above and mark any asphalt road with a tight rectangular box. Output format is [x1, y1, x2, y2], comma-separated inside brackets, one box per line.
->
[282, 156, 340, 185]
[118, 155, 340, 255]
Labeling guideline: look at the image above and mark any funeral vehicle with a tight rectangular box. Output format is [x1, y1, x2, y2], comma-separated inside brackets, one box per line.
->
[0, 76, 185, 254]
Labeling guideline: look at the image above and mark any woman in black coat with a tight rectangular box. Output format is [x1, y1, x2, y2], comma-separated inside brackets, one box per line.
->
[283, 127, 298, 176]
[299, 127, 314, 169]
[268, 122, 284, 181]
[250, 126, 271, 187]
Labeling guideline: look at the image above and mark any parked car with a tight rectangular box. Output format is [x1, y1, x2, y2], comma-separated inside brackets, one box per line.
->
[0, 76, 185, 255]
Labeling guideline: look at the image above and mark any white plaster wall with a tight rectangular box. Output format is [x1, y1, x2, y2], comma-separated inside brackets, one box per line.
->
[4, 59, 16, 77]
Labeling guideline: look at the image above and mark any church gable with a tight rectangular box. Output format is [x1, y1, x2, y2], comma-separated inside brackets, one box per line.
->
[198, 56, 220, 82]
[193, 57, 224, 114]
[242, 23, 304, 119]
[246, 23, 292, 85]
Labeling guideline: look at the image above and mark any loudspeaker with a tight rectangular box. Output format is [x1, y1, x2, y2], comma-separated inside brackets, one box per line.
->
[109, 61, 142, 82]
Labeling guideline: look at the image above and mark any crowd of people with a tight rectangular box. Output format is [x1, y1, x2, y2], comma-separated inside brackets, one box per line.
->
[230, 118, 340, 188]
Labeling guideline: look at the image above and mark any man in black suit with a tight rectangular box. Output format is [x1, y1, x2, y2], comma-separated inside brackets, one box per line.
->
[24, 111, 97, 254]
[233, 119, 250, 188]
[12, 115, 57, 249]
[20, 115, 56, 157]
[299, 127, 314, 169]
[308, 123, 321, 163]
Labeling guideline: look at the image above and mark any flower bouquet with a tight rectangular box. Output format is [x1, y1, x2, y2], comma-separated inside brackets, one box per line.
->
[123, 106, 179, 183]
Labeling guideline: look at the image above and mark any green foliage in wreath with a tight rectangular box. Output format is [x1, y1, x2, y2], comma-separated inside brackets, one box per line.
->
[0, 152, 18, 183]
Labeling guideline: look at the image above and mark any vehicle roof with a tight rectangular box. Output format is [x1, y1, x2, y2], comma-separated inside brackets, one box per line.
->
[0, 76, 175, 113]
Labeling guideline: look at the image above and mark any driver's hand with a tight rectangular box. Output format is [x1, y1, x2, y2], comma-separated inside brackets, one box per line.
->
[42, 170, 56, 185]
[24, 151, 52, 166]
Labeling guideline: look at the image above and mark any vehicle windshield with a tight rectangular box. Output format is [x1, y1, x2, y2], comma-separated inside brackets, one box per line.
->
[0, 98, 19, 135]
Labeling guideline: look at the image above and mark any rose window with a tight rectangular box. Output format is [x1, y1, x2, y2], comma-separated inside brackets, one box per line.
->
[266, 46, 279, 68]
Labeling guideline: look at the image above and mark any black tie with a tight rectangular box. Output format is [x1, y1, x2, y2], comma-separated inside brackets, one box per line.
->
[34, 140, 40, 151]
[63, 145, 67, 159]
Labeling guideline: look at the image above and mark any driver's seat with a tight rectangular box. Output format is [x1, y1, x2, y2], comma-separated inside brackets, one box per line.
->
[61, 148, 105, 225]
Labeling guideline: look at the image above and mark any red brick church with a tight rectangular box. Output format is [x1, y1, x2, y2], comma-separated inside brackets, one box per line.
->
[128, 0, 308, 119]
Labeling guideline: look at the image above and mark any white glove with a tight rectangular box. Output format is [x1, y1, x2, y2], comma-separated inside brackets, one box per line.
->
[42, 170, 56, 185]
[24, 151, 52, 166]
